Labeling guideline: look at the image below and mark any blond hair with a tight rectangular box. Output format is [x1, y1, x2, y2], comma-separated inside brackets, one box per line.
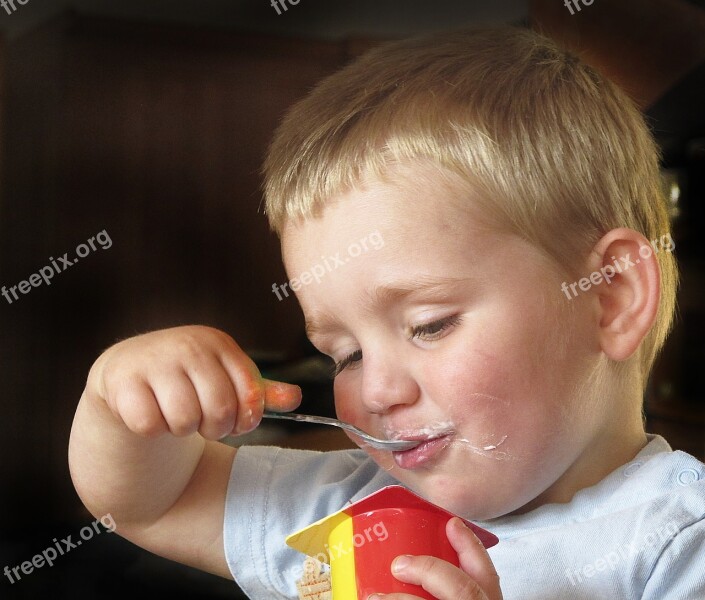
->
[263, 26, 678, 380]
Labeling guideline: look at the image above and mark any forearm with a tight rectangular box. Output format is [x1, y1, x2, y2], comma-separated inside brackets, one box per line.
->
[65, 326, 298, 576]
[68, 388, 206, 527]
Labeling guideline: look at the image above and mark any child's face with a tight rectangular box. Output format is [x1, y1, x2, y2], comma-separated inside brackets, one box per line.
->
[281, 167, 610, 520]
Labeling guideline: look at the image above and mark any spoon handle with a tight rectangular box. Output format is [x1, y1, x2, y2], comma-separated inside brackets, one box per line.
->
[262, 410, 345, 430]
[261, 410, 421, 451]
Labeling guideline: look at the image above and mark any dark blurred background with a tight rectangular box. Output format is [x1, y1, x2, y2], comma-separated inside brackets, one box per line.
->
[0, 1, 703, 598]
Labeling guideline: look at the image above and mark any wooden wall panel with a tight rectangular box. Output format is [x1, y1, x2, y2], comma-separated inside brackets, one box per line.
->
[0, 14, 354, 531]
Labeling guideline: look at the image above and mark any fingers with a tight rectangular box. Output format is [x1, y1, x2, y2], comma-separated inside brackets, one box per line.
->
[447, 517, 502, 599]
[208, 329, 300, 431]
[217, 341, 265, 434]
[381, 553, 490, 600]
[217, 337, 301, 430]
[186, 356, 239, 439]
[95, 325, 303, 441]
[372, 518, 502, 600]
[152, 370, 204, 436]
[113, 378, 169, 438]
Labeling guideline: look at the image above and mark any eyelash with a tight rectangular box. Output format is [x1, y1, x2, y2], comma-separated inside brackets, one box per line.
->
[410, 314, 462, 340]
[330, 315, 462, 378]
[330, 349, 362, 379]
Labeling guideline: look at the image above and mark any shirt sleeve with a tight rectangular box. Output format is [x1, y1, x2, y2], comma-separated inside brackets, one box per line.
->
[223, 445, 395, 600]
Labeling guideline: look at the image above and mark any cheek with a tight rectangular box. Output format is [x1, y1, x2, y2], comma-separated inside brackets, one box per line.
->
[427, 339, 568, 454]
[428, 343, 513, 414]
[333, 381, 359, 424]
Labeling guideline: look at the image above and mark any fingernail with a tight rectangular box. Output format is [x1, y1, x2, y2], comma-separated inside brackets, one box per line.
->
[367, 595, 384, 600]
[391, 555, 412, 573]
[455, 517, 477, 536]
[269, 381, 299, 393]
[266, 382, 302, 406]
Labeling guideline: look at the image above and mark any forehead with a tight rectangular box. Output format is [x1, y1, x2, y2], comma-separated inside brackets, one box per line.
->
[279, 175, 521, 340]
[280, 164, 492, 268]
[278, 176, 565, 349]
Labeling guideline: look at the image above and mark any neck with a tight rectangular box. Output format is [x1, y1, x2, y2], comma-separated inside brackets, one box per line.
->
[514, 376, 649, 515]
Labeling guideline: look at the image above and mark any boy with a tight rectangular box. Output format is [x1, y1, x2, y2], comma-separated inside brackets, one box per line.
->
[68, 27, 705, 599]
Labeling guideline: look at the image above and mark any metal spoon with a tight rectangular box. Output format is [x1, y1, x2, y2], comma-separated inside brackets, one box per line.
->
[262, 410, 421, 451]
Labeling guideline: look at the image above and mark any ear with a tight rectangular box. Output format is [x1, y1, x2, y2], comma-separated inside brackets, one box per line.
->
[586, 228, 661, 362]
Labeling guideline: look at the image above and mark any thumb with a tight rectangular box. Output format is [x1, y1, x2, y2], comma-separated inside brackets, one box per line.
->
[262, 378, 302, 411]
[447, 517, 502, 600]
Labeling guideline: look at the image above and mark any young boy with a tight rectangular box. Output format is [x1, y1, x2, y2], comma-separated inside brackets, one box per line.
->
[68, 27, 704, 599]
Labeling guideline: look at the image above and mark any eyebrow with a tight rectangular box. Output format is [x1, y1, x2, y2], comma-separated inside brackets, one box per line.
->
[304, 275, 471, 340]
[367, 275, 470, 305]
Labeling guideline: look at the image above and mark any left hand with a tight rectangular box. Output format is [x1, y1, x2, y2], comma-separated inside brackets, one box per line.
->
[368, 517, 503, 600]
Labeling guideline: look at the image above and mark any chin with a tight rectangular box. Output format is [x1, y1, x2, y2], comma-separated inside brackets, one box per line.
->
[403, 473, 471, 515]
[412, 473, 525, 521]
[370, 453, 513, 519]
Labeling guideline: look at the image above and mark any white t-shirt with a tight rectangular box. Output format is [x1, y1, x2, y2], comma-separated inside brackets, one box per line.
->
[224, 435, 705, 599]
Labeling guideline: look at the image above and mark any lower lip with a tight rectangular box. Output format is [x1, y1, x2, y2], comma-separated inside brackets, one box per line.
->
[392, 435, 452, 470]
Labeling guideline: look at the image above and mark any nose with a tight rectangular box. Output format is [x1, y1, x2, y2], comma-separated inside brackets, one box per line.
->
[358, 354, 420, 415]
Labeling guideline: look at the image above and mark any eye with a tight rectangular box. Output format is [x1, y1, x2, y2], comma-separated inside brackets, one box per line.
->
[331, 349, 362, 378]
[410, 315, 462, 341]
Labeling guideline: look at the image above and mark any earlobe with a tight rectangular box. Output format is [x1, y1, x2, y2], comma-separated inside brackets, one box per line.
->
[589, 228, 661, 362]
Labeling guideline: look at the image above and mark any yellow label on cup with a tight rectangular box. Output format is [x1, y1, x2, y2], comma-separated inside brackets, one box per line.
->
[329, 515, 356, 599]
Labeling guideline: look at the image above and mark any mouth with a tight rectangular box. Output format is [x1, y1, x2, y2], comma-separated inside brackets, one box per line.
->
[391, 431, 453, 470]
